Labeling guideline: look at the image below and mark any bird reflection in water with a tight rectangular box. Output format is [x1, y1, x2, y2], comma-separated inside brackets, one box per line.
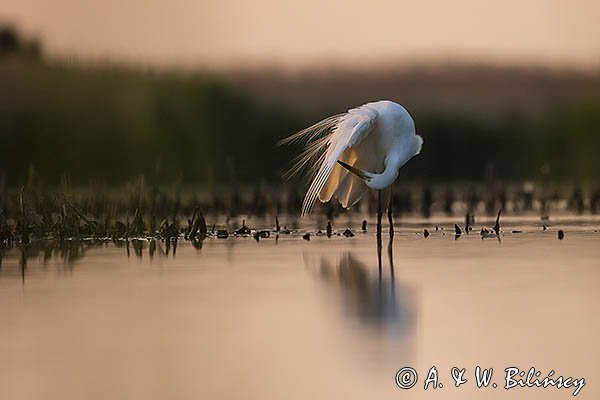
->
[314, 236, 416, 338]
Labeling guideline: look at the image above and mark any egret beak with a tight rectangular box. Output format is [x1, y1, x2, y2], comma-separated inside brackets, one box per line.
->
[337, 160, 372, 182]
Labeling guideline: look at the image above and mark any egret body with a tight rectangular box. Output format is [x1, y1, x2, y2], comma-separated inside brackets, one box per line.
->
[280, 100, 423, 236]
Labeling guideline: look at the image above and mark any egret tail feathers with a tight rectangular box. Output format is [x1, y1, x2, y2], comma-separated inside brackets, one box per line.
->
[276, 114, 342, 181]
[280, 104, 380, 216]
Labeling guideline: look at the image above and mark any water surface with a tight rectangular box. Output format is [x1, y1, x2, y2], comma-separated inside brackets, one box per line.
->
[1, 216, 599, 399]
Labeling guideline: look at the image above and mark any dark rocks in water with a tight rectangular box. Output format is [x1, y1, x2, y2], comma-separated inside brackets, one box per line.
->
[543, 225, 547, 231]
[423, 228, 430, 238]
[454, 224, 462, 235]
[234, 219, 251, 235]
[494, 209, 502, 235]
[302, 233, 310, 241]
[511, 230, 523, 233]
[361, 220, 367, 231]
[280, 226, 291, 234]
[326, 221, 332, 238]
[216, 230, 229, 239]
[259, 230, 270, 238]
[342, 228, 354, 237]
[479, 227, 500, 240]
[191, 238, 203, 250]
[558, 230, 565, 240]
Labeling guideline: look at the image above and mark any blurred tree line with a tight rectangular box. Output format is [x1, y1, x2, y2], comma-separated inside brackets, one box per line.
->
[1, 26, 599, 186]
[1, 42, 299, 185]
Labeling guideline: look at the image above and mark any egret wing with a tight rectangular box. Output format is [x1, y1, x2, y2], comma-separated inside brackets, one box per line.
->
[319, 132, 384, 209]
[300, 104, 379, 215]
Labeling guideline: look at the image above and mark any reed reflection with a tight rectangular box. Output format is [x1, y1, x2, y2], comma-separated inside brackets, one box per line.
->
[0, 240, 98, 282]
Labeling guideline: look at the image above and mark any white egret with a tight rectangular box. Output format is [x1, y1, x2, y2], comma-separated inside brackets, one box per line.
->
[279, 100, 423, 237]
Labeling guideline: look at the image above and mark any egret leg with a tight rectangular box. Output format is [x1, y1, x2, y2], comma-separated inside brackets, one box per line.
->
[376, 191, 383, 287]
[387, 189, 395, 280]
[377, 229, 382, 288]
[387, 235, 394, 280]
[387, 186, 394, 238]
[376, 190, 382, 241]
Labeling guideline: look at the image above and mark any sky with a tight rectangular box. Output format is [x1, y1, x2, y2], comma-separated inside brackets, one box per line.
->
[3, 0, 600, 69]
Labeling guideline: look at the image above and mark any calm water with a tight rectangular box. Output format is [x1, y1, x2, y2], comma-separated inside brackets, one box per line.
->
[1, 216, 599, 399]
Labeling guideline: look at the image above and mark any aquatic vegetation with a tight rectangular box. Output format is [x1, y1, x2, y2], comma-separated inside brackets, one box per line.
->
[342, 228, 355, 237]
[0, 179, 595, 248]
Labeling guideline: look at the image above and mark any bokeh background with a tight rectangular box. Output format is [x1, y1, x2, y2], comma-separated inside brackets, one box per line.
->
[1, 0, 599, 187]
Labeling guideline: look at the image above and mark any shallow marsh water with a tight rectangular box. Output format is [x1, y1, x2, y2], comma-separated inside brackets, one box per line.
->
[0, 216, 599, 399]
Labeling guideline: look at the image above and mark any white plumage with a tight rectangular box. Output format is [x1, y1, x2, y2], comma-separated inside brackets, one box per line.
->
[279, 100, 423, 216]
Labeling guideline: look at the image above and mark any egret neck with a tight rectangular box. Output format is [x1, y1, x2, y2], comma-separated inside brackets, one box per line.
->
[365, 154, 405, 190]
[337, 150, 412, 190]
